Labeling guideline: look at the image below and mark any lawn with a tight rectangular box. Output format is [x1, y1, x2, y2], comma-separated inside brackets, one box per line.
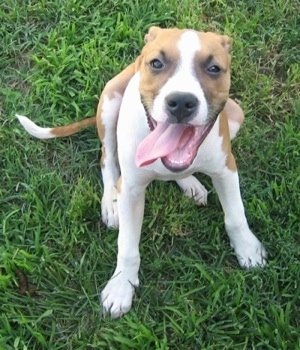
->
[1, 0, 299, 348]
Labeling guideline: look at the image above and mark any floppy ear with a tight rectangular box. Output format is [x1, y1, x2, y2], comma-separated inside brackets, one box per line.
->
[144, 26, 162, 43]
[221, 35, 231, 53]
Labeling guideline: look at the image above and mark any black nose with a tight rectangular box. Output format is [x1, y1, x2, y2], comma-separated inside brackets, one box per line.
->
[165, 92, 199, 123]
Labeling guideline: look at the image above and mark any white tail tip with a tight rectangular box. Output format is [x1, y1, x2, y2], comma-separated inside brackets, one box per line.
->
[15, 114, 55, 139]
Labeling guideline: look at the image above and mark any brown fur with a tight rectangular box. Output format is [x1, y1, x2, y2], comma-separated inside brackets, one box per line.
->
[219, 110, 237, 171]
[139, 28, 183, 107]
[194, 32, 231, 115]
[51, 116, 96, 137]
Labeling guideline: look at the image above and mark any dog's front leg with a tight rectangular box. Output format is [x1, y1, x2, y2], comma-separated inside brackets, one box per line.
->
[211, 166, 267, 268]
[101, 177, 146, 318]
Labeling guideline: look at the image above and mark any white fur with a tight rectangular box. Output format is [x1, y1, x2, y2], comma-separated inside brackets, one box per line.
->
[16, 114, 54, 139]
[100, 92, 123, 227]
[176, 176, 208, 205]
[212, 171, 267, 267]
[101, 65, 267, 318]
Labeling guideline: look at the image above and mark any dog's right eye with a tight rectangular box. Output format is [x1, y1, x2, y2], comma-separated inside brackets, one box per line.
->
[150, 59, 164, 70]
[207, 65, 221, 74]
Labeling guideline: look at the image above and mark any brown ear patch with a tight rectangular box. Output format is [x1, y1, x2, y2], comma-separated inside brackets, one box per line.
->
[144, 26, 163, 43]
[221, 35, 231, 53]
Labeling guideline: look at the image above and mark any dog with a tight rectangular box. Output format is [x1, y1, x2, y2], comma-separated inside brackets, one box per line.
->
[16, 26, 267, 318]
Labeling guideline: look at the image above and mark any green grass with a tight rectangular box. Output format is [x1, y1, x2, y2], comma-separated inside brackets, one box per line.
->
[1, 0, 299, 348]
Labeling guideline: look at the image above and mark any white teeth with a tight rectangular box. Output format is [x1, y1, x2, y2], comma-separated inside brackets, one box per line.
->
[171, 159, 185, 165]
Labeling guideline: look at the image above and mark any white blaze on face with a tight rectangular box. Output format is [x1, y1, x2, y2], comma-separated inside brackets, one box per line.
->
[152, 30, 208, 126]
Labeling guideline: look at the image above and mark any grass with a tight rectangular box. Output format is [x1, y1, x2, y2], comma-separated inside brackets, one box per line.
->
[1, 0, 299, 348]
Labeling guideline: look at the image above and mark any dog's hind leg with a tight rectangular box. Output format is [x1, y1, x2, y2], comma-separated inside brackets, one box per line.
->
[176, 176, 208, 205]
[97, 63, 138, 227]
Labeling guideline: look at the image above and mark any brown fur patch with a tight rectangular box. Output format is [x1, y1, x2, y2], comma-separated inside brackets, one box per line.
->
[194, 32, 231, 118]
[226, 152, 237, 171]
[219, 109, 237, 171]
[139, 28, 184, 109]
[51, 116, 96, 137]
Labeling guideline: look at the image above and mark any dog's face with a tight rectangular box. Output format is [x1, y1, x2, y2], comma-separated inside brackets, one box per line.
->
[136, 27, 232, 172]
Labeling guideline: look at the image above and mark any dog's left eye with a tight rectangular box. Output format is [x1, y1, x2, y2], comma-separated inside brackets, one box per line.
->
[150, 59, 164, 70]
[207, 65, 221, 74]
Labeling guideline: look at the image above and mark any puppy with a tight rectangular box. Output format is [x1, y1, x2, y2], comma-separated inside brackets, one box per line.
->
[17, 26, 267, 318]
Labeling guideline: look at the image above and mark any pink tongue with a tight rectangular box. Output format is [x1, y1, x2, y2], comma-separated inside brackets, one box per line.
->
[135, 122, 188, 167]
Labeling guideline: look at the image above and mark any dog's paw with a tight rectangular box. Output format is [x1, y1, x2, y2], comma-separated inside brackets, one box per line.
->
[101, 190, 119, 228]
[101, 273, 138, 318]
[176, 176, 208, 205]
[230, 231, 267, 268]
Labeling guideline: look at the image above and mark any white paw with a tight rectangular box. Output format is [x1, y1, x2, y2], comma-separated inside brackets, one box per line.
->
[101, 273, 139, 318]
[101, 189, 119, 228]
[230, 230, 267, 268]
[176, 176, 208, 205]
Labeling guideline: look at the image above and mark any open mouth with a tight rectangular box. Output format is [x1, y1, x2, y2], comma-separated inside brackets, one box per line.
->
[135, 115, 215, 172]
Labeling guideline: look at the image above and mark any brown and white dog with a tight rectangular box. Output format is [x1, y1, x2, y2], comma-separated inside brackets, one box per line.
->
[16, 27, 267, 318]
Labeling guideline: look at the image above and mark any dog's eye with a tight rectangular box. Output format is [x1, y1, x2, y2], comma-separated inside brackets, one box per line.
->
[207, 65, 221, 74]
[150, 59, 164, 70]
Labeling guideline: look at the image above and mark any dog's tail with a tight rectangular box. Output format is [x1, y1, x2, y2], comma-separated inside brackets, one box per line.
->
[15, 114, 96, 139]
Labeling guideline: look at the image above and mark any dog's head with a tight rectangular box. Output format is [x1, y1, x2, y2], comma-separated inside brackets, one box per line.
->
[135, 26, 232, 172]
